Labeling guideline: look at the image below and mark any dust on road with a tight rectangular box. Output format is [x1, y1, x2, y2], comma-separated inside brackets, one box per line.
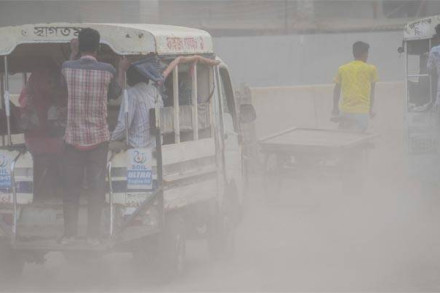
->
[8, 135, 440, 292]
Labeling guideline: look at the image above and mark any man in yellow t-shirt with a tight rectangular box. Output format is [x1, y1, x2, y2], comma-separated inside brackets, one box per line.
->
[332, 41, 378, 132]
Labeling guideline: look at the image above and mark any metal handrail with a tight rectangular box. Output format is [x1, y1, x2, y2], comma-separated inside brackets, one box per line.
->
[4, 56, 11, 146]
[107, 157, 114, 237]
[10, 151, 22, 243]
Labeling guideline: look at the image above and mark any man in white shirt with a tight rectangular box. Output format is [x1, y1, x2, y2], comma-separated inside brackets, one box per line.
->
[111, 65, 163, 148]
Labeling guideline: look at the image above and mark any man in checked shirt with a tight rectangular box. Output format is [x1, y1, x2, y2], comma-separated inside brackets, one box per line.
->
[61, 28, 129, 245]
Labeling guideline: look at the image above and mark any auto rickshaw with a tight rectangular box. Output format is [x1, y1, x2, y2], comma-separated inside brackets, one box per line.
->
[0, 23, 256, 280]
[401, 15, 440, 184]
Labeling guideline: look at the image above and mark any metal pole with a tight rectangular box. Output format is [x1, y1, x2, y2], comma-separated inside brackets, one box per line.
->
[284, 0, 288, 33]
[0, 73, 3, 110]
[209, 67, 215, 136]
[10, 155, 19, 243]
[214, 66, 227, 183]
[215, 66, 225, 138]
[1, 73, 4, 147]
[154, 112, 164, 230]
[4, 56, 11, 146]
[429, 38, 434, 105]
[404, 41, 411, 157]
[107, 161, 114, 236]
[124, 71, 129, 146]
[191, 62, 198, 140]
[155, 116, 163, 185]
[405, 42, 409, 111]
[154, 85, 161, 145]
[173, 66, 180, 143]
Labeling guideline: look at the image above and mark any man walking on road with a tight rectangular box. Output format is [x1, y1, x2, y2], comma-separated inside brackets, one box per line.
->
[61, 28, 129, 245]
[332, 41, 378, 132]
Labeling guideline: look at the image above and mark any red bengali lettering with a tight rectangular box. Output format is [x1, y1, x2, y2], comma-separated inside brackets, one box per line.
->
[199, 37, 205, 50]
[184, 37, 198, 50]
[167, 37, 184, 51]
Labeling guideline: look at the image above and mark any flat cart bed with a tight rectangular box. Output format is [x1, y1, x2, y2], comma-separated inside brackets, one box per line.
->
[259, 128, 376, 200]
[259, 128, 376, 155]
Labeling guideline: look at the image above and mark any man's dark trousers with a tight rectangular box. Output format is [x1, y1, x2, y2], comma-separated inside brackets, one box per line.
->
[63, 142, 108, 238]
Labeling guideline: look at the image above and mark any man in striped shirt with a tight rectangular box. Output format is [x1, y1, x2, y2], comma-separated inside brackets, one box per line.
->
[61, 28, 129, 245]
[111, 65, 163, 148]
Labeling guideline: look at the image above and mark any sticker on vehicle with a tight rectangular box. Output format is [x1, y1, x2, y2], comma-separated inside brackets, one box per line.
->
[126, 148, 153, 190]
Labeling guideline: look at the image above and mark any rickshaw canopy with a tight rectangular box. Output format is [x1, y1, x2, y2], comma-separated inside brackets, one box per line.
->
[0, 23, 214, 56]
[404, 15, 440, 41]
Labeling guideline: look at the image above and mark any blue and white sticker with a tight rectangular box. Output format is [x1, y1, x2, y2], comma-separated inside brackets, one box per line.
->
[126, 149, 152, 190]
[0, 153, 11, 189]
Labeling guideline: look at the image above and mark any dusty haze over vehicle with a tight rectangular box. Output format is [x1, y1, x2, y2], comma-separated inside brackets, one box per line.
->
[1, 1, 440, 292]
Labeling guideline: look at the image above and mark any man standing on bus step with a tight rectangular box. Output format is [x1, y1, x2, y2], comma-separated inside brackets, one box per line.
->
[61, 28, 129, 245]
[332, 41, 378, 132]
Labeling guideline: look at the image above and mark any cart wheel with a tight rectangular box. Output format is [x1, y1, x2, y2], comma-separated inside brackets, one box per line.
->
[155, 213, 186, 281]
[0, 240, 24, 281]
[263, 153, 286, 202]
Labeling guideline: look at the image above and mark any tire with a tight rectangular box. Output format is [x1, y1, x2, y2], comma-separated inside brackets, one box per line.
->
[0, 240, 24, 281]
[154, 213, 186, 282]
[208, 211, 235, 259]
[131, 238, 156, 266]
[263, 153, 289, 203]
[208, 183, 238, 259]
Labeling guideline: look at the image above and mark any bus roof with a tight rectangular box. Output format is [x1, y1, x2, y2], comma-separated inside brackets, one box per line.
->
[404, 15, 440, 41]
[0, 23, 214, 56]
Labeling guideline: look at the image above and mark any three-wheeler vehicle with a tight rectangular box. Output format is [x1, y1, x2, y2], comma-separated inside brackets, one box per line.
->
[400, 15, 440, 183]
[0, 23, 255, 280]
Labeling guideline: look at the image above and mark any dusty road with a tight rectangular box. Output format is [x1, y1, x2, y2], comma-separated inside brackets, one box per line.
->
[7, 136, 440, 292]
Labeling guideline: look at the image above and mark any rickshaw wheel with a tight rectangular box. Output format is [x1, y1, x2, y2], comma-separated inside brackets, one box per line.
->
[263, 153, 287, 202]
[0, 240, 25, 281]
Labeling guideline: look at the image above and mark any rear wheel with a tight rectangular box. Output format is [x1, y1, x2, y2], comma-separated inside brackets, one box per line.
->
[0, 240, 24, 281]
[208, 183, 238, 259]
[263, 153, 286, 202]
[154, 213, 186, 282]
[208, 211, 235, 259]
